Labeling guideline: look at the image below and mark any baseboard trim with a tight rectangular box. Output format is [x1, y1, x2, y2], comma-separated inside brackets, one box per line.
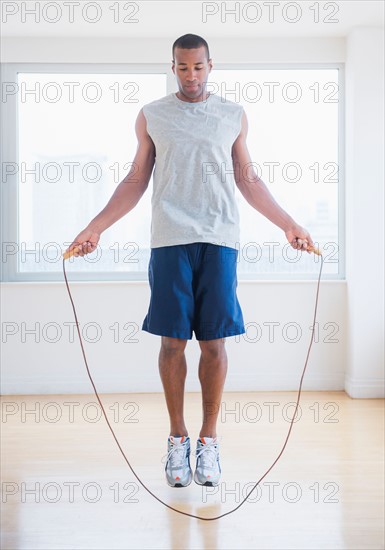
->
[344, 375, 385, 398]
[1, 372, 345, 395]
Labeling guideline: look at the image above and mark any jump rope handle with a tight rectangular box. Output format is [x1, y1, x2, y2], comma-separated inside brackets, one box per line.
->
[63, 247, 80, 260]
[307, 246, 322, 256]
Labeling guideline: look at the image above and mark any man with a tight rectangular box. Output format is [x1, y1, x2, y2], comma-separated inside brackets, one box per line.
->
[65, 34, 314, 489]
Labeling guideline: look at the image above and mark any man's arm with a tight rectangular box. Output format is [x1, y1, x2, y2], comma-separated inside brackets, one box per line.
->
[64, 109, 155, 257]
[232, 110, 314, 251]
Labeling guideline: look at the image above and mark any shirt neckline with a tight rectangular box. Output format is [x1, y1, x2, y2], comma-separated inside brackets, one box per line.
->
[172, 91, 212, 107]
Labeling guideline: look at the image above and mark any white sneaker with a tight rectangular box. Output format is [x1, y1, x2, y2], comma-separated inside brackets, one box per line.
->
[194, 437, 221, 486]
[163, 436, 193, 488]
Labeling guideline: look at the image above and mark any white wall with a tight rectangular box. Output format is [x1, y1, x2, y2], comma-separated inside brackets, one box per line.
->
[2, 36, 344, 63]
[1, 280, 346, 394]
[1, 33, 383, 396]
[345, 28, 385, 398]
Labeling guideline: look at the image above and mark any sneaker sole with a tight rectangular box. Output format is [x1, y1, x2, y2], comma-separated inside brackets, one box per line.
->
[166, 473, 193, 488]
[194, 479, 220, 487]
[168, 482, 191, 488]
[193, 471, 220, 487]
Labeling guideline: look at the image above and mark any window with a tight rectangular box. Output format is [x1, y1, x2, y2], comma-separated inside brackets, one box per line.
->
[1, 63, 343, 281]
[208, 67, 342, 279]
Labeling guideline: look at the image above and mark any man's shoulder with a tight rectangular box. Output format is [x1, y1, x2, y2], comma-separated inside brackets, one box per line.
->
[210, 93, 243, 111]
[143, 93, 173, 110]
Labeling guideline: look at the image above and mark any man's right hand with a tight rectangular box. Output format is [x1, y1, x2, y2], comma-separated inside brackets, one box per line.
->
[64, 227, 101, 257]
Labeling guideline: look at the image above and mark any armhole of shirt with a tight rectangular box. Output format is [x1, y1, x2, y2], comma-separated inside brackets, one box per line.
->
[141, 105, 152, 141]
[237, 106, 244, 139]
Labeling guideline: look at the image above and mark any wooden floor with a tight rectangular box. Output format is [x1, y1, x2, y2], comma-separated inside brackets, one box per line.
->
[1, 391, 384, 550]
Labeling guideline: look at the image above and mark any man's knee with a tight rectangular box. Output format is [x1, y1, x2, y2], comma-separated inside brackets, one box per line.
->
[160, 336, 188, 353]
[199, 338, 226, 358]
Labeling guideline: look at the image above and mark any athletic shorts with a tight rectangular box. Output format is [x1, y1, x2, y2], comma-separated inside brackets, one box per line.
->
[142, 242, 245, 341]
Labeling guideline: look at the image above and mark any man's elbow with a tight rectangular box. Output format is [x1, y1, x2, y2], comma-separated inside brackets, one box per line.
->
[235, 171, 261, 192]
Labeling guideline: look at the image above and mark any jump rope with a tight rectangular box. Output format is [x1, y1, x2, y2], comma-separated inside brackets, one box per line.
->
[62, 242, 323, 521]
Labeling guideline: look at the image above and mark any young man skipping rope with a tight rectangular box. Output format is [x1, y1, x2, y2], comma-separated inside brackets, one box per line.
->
[65, 33, 315, 488]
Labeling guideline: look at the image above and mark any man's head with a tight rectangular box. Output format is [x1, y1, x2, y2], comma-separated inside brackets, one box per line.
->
[172, 34, 213, 102]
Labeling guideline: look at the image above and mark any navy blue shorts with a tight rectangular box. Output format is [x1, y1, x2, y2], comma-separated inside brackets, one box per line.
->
[142, 242, 245, 341]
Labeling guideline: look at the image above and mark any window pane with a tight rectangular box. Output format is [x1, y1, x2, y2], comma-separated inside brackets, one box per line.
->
[17, 68, 340, 280]
[208, 69, 340, 277]
[17, 72, 166, 276]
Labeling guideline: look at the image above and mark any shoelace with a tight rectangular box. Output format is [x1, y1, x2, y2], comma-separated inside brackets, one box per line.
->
[195, 441, 219, 469]
[162, 441, 188, 468]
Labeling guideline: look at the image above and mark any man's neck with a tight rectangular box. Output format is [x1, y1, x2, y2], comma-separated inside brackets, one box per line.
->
[176, 90, 210, 103]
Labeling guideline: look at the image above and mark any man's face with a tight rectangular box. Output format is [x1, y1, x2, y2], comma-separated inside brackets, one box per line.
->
[172, 46, 213, 102]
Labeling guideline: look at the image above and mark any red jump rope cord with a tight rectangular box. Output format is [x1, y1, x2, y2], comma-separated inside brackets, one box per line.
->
[62, 252, 324, 521]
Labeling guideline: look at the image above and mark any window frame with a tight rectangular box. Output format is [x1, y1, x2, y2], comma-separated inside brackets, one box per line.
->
[0, 62, 345, 282]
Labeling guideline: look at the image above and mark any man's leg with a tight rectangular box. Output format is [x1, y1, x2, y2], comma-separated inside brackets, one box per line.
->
[158, 336, 189, 436]
[198, 338, 228, 438]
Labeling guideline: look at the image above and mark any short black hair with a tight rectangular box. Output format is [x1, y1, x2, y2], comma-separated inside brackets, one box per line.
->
[172, 34, 210, 62]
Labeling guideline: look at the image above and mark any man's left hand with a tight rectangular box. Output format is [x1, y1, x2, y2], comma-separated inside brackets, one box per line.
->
[285, 225, 315, 254]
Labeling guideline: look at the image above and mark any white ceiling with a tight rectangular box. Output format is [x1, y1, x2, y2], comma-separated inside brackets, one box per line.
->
[1, 0, 384, 38]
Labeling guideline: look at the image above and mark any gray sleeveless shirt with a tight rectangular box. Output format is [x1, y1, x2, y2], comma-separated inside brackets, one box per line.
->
[142, 92, 244, 250]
